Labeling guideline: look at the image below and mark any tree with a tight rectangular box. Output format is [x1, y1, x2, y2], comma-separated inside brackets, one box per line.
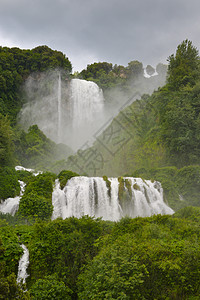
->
[0, 273, 30, 300]
[0, 46, 72, 122]
[78, 235, 146, 299]
[80, 62, 113, 80]
[0, 114, 15, 167]
[167, 39, 200, 90]
[30, 275, 71, 300]
[127, 60, 143, 78]
[0, 167, 20, 200]
[0, 234, 30, 299]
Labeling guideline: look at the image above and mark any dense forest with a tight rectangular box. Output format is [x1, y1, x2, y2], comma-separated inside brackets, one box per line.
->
[0, 40, 200, 299]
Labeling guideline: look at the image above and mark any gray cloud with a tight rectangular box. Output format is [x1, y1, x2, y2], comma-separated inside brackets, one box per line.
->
[0, 0, 200, 71]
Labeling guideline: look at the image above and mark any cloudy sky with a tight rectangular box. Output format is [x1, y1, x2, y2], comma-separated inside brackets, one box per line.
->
[0, 0, 200, 72]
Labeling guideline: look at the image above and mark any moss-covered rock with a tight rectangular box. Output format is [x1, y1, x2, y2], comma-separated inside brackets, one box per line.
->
[103, 176, 111, 198]
[125, 179, 132, 197]
[58, 170, 79, 190]
[118, 177, 125, 202]
[133, 183, 140, 191]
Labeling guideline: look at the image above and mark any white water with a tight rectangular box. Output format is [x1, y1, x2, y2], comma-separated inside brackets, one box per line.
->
[0, 166, 43, 216]
[70, 79, 104, 129]
[144, 68, 158, 78]
[52, 177, 174, 221]
[57, 72, 62, 143]
[126, 178, 173, 218]
[17, 244, 29, 284]
[0, 181, 25, 216]
[19, 76, 105, 150]
[15, 165, 42, 176]
[63, 79, 104, 149]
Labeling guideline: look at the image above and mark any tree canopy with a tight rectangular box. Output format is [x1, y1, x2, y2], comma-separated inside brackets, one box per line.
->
[167, 39, 200, 90]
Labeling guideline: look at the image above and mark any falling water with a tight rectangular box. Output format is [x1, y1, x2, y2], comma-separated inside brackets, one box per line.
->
[52, 177, 174, 221]
[15, 165, 42, 176]
[17, 244, 29, 284]
[0, 181, 25, 216]
[70, 79, 104, 128]
[65, 79, 104, 149]
[18, 75, 105, 150]
[0, 166, 42, 216]
[57, 72, 62, 143]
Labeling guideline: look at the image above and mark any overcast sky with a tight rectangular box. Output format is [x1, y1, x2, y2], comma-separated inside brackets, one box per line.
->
[0, 0, 200, 72]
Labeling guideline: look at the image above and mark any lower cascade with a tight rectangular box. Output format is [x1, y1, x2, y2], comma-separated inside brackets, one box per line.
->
[17, 244, 29, 284]
[0, 180, 25, 216]
[52, 177, 174, 221]
[0, 166, 41, 216]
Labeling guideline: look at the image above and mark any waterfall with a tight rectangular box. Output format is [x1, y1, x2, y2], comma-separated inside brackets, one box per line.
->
[57, 72, 62, 143]
[52, 177, 174, 221]
[62, 78, 105, 149]
[17, 244, 29, 284]
[0, 166, 43, 216]
[70, 79, 104, 130]
[15, 165, 42, 176]
[0, 181, 25, 216]
[19, 75, 105, 150]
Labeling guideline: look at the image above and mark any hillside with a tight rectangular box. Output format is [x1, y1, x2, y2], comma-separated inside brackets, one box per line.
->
[0, 40, 200, 299]
[66, 40, 200, 211]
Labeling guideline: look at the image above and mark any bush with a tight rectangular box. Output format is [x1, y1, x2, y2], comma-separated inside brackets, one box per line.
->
[30, 275, 72, 300]
[175, 165, 200, 206]
[0, 167, 20, 200]
[16, 170, 34, 184]
[17, 192, 53, 220]
[24, 173, 56, 201]
[17, 172, 56, 221]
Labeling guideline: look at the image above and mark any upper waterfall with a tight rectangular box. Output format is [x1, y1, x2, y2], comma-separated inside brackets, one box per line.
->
[57, 72, 62, 143]
[18, 73, 105, 150]
[52, 176, 174, 221]
[70, 79, 104, 129]
[67, 79, 104, 149]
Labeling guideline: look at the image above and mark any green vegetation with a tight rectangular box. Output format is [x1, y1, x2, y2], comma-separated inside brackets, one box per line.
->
[0, 45, 72, 174]
[0, 114, 15, 168]
[27, 217, 112, 297]
[0, 272, 30, 300]
[0, 45, 71, 122]
[30, 275, 72, 300]
[78, 212, 200, 299]
[58, 170, 79, 189]
[0, 167, 20, 200]
[14, 125, 73, 171]
[0, 211, 200, 299]
[132, 165, 200, 210]
[167, 39, 200, 90]
[67, 40, 200, 212]
[0, 220, 23, 275]
[78, 60, 165, 92]
[102, 175, 111, 197]
[1, 40, 200, 299]
[0, 222, 30, 299]
[17, 172, 56, 221]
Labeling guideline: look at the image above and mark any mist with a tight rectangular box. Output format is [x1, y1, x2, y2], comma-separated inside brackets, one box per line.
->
[18, 65, 167, 159]
[18, 70, 105, 151]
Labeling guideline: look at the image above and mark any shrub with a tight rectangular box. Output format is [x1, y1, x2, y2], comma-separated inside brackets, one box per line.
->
[0, 167, 20, 200]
